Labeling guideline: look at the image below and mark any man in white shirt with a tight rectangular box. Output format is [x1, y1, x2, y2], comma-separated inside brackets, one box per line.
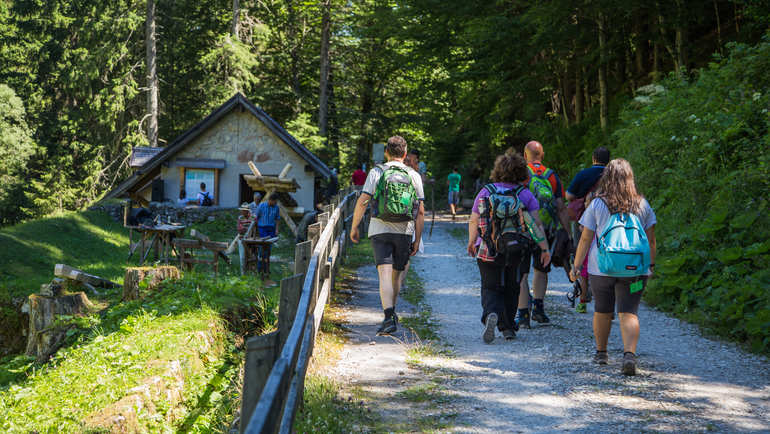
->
[350, 136, 425, 335]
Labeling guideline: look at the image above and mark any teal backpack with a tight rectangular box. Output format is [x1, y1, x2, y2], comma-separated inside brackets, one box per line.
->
[595, 199, 651, 277]
[527, 166, 558, 231]
[373, 164, 418, 222]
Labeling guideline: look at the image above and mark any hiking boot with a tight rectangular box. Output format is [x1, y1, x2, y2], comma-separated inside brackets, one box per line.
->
[376, 316, 397, 335]
[516, 311, 531, 329]
[593, 350, 608, 365]
[622, 352, 637, 376]
[575, 302, 587, 313]
[482, 313, 497, 343]
[531, 307, 550, 323]
[502, 329, 516, 340]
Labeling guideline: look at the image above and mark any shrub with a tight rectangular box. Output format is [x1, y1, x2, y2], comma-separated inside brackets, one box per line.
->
[614, 40, 770, 352]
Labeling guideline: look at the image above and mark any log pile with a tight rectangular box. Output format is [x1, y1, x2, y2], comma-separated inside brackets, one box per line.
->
[123, 266, 181, 300]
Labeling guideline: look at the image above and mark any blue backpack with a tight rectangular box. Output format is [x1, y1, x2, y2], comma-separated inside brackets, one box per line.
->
[595, 200, 651, 277]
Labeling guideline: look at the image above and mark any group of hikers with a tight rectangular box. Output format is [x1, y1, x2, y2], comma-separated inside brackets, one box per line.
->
[350, 135, 656, 377]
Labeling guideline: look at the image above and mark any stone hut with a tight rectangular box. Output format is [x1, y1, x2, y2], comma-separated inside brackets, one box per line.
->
[105, 93, 332, 210]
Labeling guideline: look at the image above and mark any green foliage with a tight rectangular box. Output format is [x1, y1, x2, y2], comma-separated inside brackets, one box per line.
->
[0, 84, 36, 226]
[614, 40, 770, 353]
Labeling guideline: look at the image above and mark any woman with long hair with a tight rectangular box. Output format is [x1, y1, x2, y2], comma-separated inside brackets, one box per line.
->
[468, 149, 550, 343]
[570, 158, 657, 376]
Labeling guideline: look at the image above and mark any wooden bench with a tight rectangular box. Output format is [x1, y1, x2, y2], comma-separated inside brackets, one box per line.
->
[174, 238, 229, 275]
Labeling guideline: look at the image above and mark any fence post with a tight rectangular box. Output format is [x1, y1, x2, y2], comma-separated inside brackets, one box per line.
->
[278, 274, 305, 350]
[294, 241, 312, 276]
[240, 331, 279, 434]
[307, 222, 321, 252]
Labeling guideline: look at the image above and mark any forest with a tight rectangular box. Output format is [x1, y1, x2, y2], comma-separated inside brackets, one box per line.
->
[0, 1, 768, 346]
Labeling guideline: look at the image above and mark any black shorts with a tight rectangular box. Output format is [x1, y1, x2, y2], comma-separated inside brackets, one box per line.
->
[371, 233, 412, 271]
[532, 244, 551, 273]
[589, 275, 647, 314]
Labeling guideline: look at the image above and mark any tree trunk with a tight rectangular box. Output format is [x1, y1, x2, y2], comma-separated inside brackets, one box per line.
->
[598, 12, 609, 132]
[146, 0, 159, 147]
[318, 0, 331, 137]
[123, 266, 181, 300]
[232, 0, 240, 39]
[287, 0, 302, 115]
[575, 63, 583, 123]
[26, 292, 94, 362]
[674, 0, 686, 72]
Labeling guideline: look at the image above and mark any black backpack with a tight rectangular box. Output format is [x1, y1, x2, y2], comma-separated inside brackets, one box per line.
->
[201, 192, 213, 206]
[478, 184, 532, 266]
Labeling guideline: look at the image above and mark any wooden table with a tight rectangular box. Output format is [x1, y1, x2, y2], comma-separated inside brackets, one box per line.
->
[174, 238, 229, 275]
[127, 224, 186, 265]
[238, 236, 279, 276]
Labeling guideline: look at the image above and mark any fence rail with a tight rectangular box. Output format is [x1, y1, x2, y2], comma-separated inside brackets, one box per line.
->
[240, 188, 363, 433]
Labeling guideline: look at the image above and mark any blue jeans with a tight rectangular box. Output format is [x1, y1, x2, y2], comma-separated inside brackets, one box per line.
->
[257, 226, 276, 273]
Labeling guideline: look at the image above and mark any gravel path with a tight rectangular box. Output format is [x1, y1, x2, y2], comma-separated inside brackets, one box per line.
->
[409, 219, 770, 433]
[331, 219, 770, 433]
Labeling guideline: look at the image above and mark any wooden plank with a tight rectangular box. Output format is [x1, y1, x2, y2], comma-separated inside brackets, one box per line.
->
[191, 230, 230, 263]
[293, 241, 312, 276]
[54, 264, 120, 289]
[278, 163, 292, 179]
[307, 223, 321, 252]
[238, 239, 247, 276]
[214, 168, 220, 206]
[278, 274, 304, 351]
[247, 161, 262, 177]
[240, 331, 279, 434]
[278, 204, 298, 236]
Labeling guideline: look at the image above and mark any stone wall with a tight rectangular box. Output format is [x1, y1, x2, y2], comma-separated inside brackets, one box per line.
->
[89, 203, 236, 226]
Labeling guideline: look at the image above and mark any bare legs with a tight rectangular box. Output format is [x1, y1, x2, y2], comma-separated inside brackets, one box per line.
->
[377, 264, 403, 310]
[593, 312, 640, 353]
[518, 270, 547, 308]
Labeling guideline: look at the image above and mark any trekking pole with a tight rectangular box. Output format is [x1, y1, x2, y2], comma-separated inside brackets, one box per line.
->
[429, 179, 436, 238]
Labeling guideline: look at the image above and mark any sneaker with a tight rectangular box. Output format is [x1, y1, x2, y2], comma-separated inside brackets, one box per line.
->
[502, 329, 516, 340]
[531, 307, 550, 323]
[376, 316, 397, 335]
[593, 350, 608, 365]
[516, 312, 531, 329]
[575, 302, 587, 313]
[483, 313, 497, 343]
[622, 352, 637, 376]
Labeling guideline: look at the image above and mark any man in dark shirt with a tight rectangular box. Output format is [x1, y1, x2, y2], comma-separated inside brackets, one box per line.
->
[566, 146, 609, 313]
[566, 146, 610, 201]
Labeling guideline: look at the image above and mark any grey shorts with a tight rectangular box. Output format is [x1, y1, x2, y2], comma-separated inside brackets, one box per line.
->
[589, 275, 647, 314]
[371, 233, 412, 271]
[448, 190, 460, 205]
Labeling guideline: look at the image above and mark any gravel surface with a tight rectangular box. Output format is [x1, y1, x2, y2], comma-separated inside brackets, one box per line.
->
[411, 220, 770, 433]
[331, 218, 770, 433]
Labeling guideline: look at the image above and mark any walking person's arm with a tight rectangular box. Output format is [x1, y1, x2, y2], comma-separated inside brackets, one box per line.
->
[412, 201, 425, 256]
[350, 193, 370, 243]
[570, 227, 594, 282]
[467, 212, 480, 256]
[646, 224, 656, 275]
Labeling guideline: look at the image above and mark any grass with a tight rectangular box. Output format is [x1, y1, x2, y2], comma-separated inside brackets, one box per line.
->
[0, 211, 130, 301]
[0, 208, 295, 431]
[448, 226, 466, 241]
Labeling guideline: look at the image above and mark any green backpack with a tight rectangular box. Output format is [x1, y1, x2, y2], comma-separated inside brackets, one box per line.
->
[373, 164, 418, 222]
[528, 166, 558, 231]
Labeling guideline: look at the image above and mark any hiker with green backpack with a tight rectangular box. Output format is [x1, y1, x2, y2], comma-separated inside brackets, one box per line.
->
[570, 158, 657, 376]
[350, 136, 425, 335]
[516, 141, 573, 329]
[468, 149, 550, 343]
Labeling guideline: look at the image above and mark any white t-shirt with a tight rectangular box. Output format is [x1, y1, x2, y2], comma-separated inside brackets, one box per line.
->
[579, 197, 657, 276]
[362, 161, 425, 237]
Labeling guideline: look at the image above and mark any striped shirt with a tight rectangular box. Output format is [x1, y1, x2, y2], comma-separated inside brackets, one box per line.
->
[255, 202, 280, 228]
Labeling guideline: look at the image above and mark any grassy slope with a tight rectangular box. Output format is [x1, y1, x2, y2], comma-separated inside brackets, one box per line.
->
[0, 211, 130, 300]
[0, 209, 294, 431]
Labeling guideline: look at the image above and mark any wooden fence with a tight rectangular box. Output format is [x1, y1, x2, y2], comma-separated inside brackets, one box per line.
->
[239, 188, 365, 433]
